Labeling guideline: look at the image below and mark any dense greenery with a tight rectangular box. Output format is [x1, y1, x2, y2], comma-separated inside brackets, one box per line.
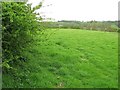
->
[3, 29, 118, 88]
[43, 20, 118, 32]
[2, 2, 43, 71]
[2, 1, 118, 88]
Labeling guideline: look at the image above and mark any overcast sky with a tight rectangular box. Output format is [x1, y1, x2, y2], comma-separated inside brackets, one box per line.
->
[28, 0, 119, 21]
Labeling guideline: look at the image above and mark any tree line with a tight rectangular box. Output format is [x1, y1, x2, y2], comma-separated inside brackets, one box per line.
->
[44, 20, 118, 32]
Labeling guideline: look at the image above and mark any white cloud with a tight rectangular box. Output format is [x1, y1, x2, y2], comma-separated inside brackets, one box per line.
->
[28, 0, 119, 21]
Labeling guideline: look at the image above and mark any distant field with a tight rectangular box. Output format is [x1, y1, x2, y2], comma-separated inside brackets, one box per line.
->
[3, 29, 118, 88]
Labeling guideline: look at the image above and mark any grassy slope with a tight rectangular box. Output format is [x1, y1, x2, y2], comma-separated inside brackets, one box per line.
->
[3, 29, 118, 88]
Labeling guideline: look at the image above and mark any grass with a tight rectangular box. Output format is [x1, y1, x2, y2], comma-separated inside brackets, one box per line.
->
[3, 29, 118, 88]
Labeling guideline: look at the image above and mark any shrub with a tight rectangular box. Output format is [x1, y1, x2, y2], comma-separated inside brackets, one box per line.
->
[2, 1, 43, 71]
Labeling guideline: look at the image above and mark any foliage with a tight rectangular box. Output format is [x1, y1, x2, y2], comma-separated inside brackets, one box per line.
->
[2, 2, 43, 71]
[44, 20, 118, 32]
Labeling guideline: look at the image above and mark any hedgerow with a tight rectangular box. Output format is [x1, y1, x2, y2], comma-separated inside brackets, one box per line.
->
[2, 1, 43, 72]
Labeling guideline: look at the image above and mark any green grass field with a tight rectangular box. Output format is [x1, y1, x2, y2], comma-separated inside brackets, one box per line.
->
[3, 29, 118, 88]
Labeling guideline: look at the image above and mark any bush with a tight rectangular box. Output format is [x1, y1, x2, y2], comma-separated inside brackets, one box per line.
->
[2, 2, 43, 71]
